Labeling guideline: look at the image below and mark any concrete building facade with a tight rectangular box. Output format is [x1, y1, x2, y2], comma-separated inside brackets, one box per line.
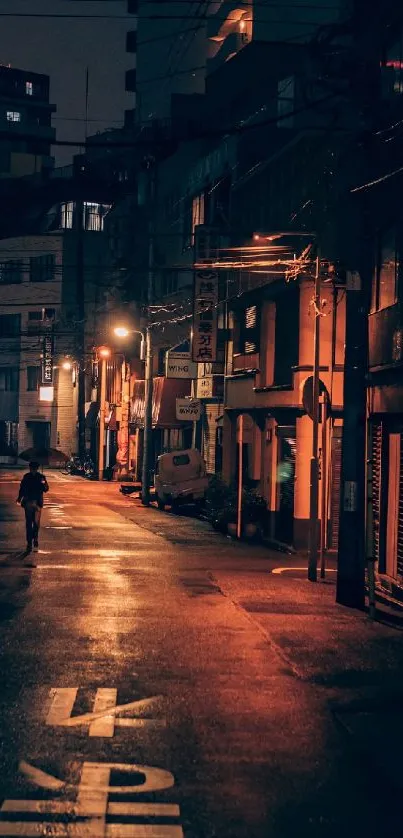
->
[0, 65, 56, 178]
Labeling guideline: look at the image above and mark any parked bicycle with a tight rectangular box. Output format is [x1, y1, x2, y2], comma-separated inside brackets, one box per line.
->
[63, 454, 96, 479]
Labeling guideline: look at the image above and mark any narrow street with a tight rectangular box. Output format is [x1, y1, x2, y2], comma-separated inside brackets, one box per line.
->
[0, 471, 402, 838]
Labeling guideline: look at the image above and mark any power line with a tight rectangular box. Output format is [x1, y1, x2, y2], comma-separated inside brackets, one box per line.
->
[0, 89, 339, 149]
[351, 164, 403, 194]
[164, 0, 208, 93]
[0, 12, 339, 24]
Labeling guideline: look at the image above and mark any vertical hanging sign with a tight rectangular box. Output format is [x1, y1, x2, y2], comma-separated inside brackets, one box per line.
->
[192, 227, 219, 363]
[41, 332, 54, 385]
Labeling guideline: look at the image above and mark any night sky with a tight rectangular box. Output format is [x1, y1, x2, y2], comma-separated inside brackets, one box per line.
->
[0, 1, 131, 164]
[0, 1, 207, 166]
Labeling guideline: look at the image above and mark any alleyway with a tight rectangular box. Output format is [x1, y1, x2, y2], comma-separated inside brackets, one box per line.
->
[0, 470, 402, 838]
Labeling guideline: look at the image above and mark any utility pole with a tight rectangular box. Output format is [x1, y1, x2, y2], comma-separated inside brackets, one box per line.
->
[308, 255, 321, 582]
[336, 270, 367, 609]
[141, 164, 155, 506]
[75, 199, 86, 458]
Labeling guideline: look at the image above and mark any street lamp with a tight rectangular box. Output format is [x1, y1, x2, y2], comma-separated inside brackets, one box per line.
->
[113, 325, 151, 503]
[97, 345, 110, 481]
[113, 326, 145, 361]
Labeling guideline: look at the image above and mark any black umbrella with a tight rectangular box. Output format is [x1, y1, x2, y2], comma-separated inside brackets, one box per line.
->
[19, 447, 69, 468]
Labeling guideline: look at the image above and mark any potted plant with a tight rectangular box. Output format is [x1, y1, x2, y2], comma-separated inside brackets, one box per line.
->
[205, 476, 237, 534]
[241, 489, 267, 540]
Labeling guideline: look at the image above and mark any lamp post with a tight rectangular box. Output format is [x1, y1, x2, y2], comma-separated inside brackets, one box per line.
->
[113, 325, 148, 489]
[97, 346, 110, 481]
[308, 254, 321, 582]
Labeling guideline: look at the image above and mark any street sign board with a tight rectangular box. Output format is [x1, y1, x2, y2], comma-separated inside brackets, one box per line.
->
[176, 398, 201, 421]
[166, 351, 197, 379]
[41, 332, 54, 384]
[197, 375, 213, 399]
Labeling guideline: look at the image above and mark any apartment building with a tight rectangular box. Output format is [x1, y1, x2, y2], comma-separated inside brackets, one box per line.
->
[0, 201, 109, 462]
[0, 64, 56, 178]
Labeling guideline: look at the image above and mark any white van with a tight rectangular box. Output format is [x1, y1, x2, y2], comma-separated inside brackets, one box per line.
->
[154, 448, 208, 511]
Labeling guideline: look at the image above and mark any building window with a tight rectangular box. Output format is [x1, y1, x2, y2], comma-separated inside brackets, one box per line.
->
[183, 193, 205, 250]
[6, 111, 21, 122]
[240, 305, 260, 354]
[25, 81, 33, 96]
[60, 202, 74, 229]
[192, 193, 205, 239]
[372, 228, 398, 311]
[29, 254, 55, 282]
[0, 260, 22, 284]
[0, 313, 20, 337]
[83, 202, 109, 232]
[0, 421, 18, 456]
[0, 367, 19, 391]
[27, 366, 41, 392]
[277, 76, 295, 128]
[27, 309, 55, 333]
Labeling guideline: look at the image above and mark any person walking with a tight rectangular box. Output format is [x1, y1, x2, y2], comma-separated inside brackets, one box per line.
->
[16, 461, 49, 553]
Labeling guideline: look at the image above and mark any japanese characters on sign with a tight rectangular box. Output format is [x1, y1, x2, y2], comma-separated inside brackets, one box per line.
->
[176, 398, 201, 421]
[192, 269, 218, 363]
[41, 333, 54, 385]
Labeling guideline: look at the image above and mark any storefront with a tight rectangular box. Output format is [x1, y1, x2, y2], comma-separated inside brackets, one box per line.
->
[130, 377, 192, 479]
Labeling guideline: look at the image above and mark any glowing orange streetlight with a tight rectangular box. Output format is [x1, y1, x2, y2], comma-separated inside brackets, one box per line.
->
[98, 345, 111, 359]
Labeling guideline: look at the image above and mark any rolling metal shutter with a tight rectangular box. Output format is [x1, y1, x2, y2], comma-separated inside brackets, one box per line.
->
[371, 422, 383, 565]
[329, 427, 342, 549]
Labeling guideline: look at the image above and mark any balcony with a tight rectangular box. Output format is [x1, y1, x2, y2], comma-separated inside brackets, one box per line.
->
[232, 352, 259, 374]
[369, 303, 403, 370]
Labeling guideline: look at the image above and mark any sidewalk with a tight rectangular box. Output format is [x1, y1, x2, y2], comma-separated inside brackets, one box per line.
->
[106, 490, 403, 687]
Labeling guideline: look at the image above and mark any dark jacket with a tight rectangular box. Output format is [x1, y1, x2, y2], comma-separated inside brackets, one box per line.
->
[17, 473, 49, 507]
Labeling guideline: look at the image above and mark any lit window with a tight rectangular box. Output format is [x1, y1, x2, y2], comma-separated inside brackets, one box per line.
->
[25, 81, 33, 96]
[83, 202, 110, 232]
[191, 193, 205, 241]
[6, 111, 21, 122]
[60, 202, 74, 229]
[39, 385, 54, 402]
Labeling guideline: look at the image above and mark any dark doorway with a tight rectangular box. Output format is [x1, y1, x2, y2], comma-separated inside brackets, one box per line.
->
[27, 421, 50, 450]
[275, 428, 296, 545]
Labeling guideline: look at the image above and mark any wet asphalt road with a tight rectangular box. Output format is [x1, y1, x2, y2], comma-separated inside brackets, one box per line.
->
[0, 471, 401, 838]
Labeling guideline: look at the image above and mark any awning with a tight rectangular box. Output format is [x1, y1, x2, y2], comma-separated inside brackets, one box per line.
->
[131, 377, 191, 429]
